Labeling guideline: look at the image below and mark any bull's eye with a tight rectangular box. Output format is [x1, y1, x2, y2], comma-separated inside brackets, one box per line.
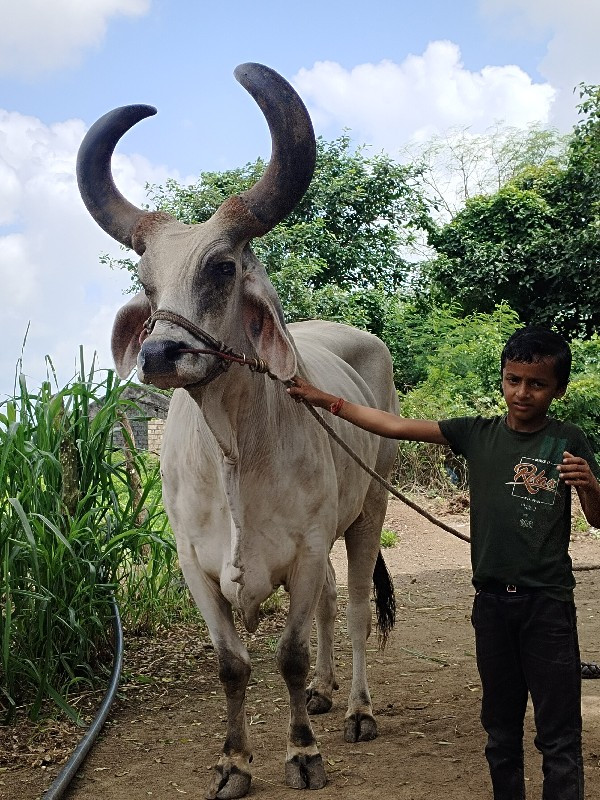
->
[216, 261, 236, 276]
[141, 284, 156, 306]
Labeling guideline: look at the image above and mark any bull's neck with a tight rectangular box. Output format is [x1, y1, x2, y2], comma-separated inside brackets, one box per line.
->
[188, 362, 274, 463]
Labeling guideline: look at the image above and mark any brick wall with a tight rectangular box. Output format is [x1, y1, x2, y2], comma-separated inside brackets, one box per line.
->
[112, 415, 149, 451]
[147, 418, 166, 455]
[91, 387, 170, 454]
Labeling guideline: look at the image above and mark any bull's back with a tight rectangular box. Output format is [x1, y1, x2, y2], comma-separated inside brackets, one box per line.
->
[289, 320, 398, 415]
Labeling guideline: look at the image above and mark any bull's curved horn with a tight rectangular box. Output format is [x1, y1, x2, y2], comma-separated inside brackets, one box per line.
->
[231, 62, 316, 235]
[76, 105, 156, 251]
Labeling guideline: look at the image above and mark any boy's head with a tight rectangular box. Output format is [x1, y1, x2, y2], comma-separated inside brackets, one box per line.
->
[501, 326, 571, 390]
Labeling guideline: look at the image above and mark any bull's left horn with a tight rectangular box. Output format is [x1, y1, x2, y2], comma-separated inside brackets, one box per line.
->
[231, 63, 316, 236]
[76, 105, 156, 252]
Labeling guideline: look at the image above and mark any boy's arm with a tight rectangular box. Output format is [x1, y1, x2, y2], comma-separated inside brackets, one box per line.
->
[558, 451, 600, 528]
[287, 376, 449, 444]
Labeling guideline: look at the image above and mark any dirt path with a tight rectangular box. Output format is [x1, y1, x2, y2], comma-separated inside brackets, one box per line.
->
[4, 499, 600, 800]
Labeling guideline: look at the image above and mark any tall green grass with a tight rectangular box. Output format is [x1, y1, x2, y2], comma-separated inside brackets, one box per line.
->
[0, 353, 188, 724]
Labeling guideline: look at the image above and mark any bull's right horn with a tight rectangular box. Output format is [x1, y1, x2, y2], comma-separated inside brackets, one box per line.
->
[76, 105, 156, 253]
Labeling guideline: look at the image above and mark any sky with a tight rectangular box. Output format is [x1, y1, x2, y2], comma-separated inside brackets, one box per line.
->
[1, 0, 599, 399]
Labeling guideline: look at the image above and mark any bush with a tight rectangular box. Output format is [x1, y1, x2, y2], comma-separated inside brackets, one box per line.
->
[390, 304, 517, 491]
[555, 375, 600, 457]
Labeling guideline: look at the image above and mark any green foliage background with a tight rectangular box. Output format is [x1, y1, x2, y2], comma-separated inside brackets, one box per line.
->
[427, 85, 600, 339]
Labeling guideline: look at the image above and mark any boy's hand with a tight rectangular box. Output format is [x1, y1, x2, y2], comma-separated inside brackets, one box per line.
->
[287, 376, 338, 410]
[559, 451, 600, 529]
[557, 451, 598, 489]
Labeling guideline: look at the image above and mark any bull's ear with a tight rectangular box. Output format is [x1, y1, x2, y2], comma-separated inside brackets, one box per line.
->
[242, 275, 297, 381]
[111, 291, 151, 378]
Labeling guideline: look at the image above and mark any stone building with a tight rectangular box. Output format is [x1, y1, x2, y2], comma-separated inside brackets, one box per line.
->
[111, 385, 171, 454]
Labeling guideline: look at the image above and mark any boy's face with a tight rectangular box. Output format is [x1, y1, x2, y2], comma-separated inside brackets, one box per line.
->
[502, 358, 566, 432]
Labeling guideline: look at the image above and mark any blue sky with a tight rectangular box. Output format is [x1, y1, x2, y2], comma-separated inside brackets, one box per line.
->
[1, 0, 598, 397]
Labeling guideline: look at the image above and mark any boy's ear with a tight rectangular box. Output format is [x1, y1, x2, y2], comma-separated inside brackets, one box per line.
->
[554, 385, 567, 400]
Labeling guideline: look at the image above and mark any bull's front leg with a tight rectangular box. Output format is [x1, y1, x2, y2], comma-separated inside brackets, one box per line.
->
[209, 644, 252, 800]
[278, 562, 328, 790]
[178, 556, 253, 799]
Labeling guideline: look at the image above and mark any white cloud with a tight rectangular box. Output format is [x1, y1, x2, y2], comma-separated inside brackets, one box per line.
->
[0, 0, 150, 78]
[294, 42, 555, 156]
[480, 0, 600, 127]
[0, 234, 38, 308]
[0, 107, 177, 398]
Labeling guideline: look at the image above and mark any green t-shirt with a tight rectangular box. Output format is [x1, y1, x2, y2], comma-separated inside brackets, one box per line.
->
[439, 416, 600, 600]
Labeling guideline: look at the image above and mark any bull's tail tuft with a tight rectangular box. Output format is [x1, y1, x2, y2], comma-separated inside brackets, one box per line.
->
[372, 549, 395, 649]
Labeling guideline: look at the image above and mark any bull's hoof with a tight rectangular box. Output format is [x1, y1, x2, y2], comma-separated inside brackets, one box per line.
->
[205, 764, 251, 799]
[344, 712, 377, 743]
[306, 688, 333, 715]
[285, 753, 327, 789]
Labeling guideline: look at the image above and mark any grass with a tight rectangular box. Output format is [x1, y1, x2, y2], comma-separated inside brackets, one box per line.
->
[0, 352, 189, 724]
[380, 528, 399, 548]
[573, 514, 591, 533]
[260, 586, 286, 616]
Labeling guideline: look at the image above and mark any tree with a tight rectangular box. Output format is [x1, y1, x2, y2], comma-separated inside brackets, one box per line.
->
[426, 86, 600, 339]
[406, 122, 568, 220]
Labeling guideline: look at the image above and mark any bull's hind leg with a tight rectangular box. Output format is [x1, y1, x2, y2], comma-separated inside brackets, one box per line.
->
[343, 482, 390, 743]
[278, 559, 328, 789]
[306, 557, 339, 714]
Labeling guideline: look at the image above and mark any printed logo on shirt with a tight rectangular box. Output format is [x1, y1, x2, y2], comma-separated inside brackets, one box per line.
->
[507, 457, 560, 505]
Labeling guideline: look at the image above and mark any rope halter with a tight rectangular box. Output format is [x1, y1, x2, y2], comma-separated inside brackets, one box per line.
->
[141, 309, 274, 386]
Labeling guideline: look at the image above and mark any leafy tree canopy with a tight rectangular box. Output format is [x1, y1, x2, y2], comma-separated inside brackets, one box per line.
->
[426, 85, 600, 339]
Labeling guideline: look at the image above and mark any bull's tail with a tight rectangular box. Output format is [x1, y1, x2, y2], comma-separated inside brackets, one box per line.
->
[372, 549, 396, 649]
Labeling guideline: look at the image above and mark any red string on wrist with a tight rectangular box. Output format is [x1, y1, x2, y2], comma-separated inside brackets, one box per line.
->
[329, 397, 345, 416]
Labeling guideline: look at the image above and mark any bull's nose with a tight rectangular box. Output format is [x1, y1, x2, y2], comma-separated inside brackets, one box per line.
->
[139, 339, 183, 373]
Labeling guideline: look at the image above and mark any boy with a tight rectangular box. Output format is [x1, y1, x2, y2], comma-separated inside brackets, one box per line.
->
[288, 326, 600, 800]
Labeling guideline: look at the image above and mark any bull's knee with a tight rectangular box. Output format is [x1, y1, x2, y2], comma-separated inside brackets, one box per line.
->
[277, 637, 310, 691]
[218, 651, 251, 693]
[321, 571, 337, 606]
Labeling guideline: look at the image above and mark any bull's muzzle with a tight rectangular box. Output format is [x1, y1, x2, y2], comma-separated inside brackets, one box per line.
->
[139, 339, 184, 375]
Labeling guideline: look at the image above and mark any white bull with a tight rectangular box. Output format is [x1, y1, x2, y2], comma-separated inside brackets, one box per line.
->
[77, 62, 399, 798]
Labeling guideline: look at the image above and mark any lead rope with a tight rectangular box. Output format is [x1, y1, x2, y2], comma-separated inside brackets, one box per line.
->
[295, 394, 600, 573]
[290, 387, 472, 543]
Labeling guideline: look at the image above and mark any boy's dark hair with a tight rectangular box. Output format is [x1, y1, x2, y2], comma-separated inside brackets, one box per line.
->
[501, 326, 572, 388]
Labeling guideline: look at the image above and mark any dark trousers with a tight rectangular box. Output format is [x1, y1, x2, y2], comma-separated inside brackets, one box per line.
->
[471, 591, 583, 800]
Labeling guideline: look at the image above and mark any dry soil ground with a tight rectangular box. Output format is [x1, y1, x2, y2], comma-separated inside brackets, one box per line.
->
[3, 497, 600, 800]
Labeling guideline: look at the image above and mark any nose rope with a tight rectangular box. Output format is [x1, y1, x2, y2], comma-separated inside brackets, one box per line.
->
[143, 309, 229, 353]
[177, 346, 273, 374]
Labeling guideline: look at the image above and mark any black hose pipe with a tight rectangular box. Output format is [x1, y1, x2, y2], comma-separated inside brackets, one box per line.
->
[42, 595, 123, 799]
